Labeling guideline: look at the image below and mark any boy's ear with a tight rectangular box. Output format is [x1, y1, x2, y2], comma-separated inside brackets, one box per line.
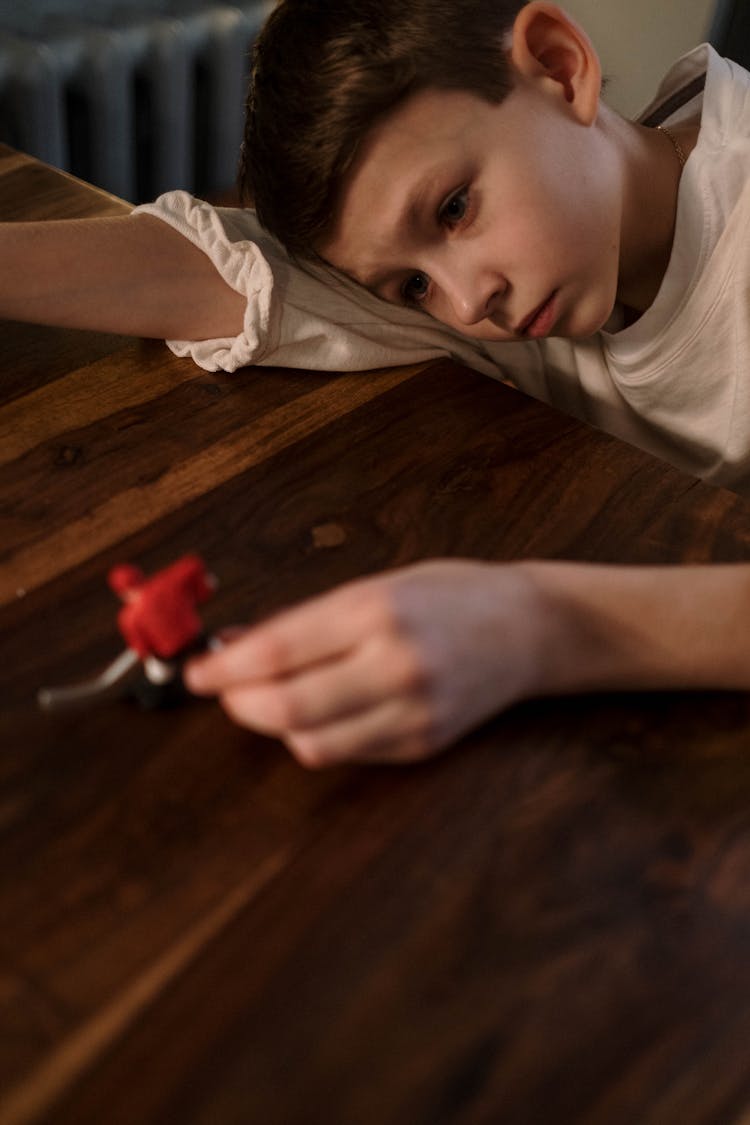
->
[509, 1, 601, 126]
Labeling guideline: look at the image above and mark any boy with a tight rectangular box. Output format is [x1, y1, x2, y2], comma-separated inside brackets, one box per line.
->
[4, 1, 750, 766]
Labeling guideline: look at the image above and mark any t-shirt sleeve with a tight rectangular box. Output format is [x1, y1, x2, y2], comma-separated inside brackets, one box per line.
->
[132, 191, 501, 376]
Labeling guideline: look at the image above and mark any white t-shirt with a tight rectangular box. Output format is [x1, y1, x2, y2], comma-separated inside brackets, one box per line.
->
[135, 45, 750, 493]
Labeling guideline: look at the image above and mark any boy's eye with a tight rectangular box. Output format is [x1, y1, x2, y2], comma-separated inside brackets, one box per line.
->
[401, 272, 430, 306]
[439, 188, 468, 226]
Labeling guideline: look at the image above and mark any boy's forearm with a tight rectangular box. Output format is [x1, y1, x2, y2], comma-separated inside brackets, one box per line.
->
[521, 560, 750, 699]
[0, 213, 245, 340]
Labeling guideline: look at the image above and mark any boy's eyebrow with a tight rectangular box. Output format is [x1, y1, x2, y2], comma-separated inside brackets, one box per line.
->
[355, 174, 439, 291]
[399, 176, 436, 235]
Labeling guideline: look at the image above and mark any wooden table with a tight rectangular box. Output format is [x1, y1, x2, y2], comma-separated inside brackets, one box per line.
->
[3, 143, 750, 1125]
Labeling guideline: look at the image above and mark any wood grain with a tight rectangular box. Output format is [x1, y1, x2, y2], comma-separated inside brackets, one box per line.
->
[3, 145, 750, 1125]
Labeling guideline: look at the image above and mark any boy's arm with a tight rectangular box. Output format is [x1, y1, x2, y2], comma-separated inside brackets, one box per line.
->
[184, 559, 750, 768]
[523, 560, 750, 695]
[1, 194, 489, 377]
[0, 213, 245, 340]
[134, 192, 501, 376]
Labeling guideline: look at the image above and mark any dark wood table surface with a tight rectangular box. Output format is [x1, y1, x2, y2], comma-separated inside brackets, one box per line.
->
[3, 142, 750, 1125]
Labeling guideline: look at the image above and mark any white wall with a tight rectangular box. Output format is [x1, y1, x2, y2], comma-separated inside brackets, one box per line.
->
[562, 0, 717, 116]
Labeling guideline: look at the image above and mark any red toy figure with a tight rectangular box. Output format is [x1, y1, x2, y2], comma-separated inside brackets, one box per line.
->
[109, 555, 216, 661]
[38, 554, 218, 712]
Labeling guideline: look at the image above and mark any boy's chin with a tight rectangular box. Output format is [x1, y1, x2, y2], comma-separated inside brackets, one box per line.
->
[560, 295, 619, 341]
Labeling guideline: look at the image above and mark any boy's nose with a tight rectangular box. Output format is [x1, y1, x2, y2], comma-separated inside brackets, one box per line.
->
[441, 264, 507, 327]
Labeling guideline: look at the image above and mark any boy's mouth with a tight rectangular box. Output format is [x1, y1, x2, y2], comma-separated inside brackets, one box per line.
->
[516, 291, 558, 338]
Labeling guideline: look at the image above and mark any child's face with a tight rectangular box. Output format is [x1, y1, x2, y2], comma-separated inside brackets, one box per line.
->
[321, 77, 622, 343]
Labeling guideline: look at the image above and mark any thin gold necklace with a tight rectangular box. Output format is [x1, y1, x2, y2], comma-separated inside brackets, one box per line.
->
[657, 123, 687, 169]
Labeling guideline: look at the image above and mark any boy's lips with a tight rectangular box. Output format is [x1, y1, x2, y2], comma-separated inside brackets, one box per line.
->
[516, 291, 558, 338]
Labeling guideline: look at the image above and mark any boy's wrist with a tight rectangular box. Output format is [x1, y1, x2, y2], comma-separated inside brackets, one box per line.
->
[516, 559, 750, 700]
[506, 560, 593, 701]
[518, 561, 605, 699]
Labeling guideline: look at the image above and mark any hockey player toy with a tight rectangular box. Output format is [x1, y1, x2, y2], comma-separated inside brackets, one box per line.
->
[37, 554, 218, 712]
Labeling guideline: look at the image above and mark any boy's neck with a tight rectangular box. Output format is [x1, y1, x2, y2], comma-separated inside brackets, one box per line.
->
[612, 107, 699, 319]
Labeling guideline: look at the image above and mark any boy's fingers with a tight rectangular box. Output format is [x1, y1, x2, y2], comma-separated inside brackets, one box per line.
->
[216, 637, 426, 734]
[210, 625, 249, 649]
[185, 581, 383, 693]
[284, 696, 436, 769]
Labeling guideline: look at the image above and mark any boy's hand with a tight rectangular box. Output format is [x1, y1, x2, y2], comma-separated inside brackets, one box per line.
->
[184, 561, 544, 767]
[186, 557, 750, 767]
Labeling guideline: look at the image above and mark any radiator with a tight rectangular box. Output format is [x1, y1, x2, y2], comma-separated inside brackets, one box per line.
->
[0, 1, 266, 201]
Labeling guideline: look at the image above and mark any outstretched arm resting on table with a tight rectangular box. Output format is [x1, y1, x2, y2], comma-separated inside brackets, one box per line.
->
[184, 559, 750, 768]
[0, 214, 245, 341]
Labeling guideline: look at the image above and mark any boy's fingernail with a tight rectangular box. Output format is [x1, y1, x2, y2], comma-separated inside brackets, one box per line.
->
[213, 625, 248, 647]
[183, 660, 207, 691]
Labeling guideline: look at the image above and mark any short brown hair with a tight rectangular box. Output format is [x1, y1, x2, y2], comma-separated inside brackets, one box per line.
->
[240, 0, 527, 257]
